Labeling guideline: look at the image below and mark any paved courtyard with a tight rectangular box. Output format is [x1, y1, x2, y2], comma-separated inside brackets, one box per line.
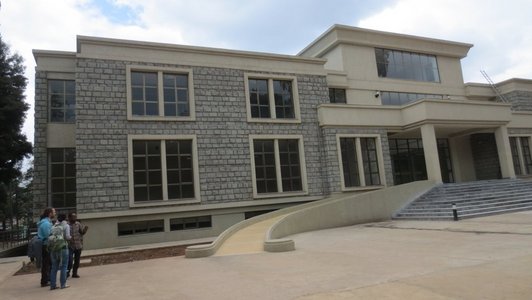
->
[2, 211, 532, 299]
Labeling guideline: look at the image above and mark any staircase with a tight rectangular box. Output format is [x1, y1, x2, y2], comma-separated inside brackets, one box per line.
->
[394, 179, 532, 220]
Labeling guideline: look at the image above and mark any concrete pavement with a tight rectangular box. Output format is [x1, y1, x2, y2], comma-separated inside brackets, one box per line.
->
[2, 211, 532, 299]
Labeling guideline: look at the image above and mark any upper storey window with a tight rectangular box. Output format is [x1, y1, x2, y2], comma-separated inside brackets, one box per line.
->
[329, 88, 347, 104]
[49, 80, 75, 123]
[127, 66, 195, 121]
[245, 74, 301, 123]
[375, 48, 440, 82]
[381, 92, 443, 106]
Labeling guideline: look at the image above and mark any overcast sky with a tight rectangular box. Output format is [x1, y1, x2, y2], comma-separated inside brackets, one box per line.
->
[1, 0, 532, 144]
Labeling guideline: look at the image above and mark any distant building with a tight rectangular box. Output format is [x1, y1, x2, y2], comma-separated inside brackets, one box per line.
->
[33, 25, 532, 249]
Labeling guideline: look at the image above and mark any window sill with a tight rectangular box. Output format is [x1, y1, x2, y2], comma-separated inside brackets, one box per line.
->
[130, 198, 201, 208]
[128, 115, 196, 122]
[341, 185, 386, 192]
[253, 191, 308, 199]
[247, 118, 301, 124]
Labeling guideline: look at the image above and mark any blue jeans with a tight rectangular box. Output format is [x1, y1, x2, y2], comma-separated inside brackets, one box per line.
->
[50, 248, 69, 288]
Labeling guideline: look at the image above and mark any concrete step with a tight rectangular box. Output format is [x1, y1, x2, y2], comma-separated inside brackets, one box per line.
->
[408, 197, 532, 209]
[395, 179, 532, 220]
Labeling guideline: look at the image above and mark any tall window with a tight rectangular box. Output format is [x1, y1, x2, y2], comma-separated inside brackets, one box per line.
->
[127, 66, 194, 120]
[375, 48, 440, 82]
[49, 148, 76, 210]
[132, 140, 163, 201]
[329, 88, 347, 104]
[163, 74, 189, 117]
[130, 137, 198, 204]
[510, 137, 532, 176]
[381, 91, 443, 106]
[251, 137, 306, 196]
[131, 72, 159, 116]
[339, 137, 382, 188]
[245, 74, 300, 122]
[49, 80, 75, 122]
[249, 79, 270, 118]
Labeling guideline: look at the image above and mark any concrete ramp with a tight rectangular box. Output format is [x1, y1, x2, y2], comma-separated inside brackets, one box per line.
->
[185, 180, 436, 258]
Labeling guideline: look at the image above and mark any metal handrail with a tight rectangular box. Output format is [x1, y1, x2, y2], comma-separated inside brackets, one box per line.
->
[0, 228, 32, 250]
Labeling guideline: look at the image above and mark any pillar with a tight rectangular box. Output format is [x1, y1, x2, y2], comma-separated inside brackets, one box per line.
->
[494, 125, 516, 178]
[421, 124, 442, 183]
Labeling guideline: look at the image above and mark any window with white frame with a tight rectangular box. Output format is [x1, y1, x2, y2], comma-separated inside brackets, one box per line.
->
[49, 80, 75, 122]
[245, 74, 300, 122]
[127, 66, 195, 120]
[129, 136, 199, 205]
[338, 136, 383, 189]
[49, 148, 76, 210]
[250, 136, 307, 196]
[509, 136, 532, 176]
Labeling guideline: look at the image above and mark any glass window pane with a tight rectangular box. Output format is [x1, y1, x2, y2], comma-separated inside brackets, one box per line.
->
[178, 104, 189, 116]
[49, 80, 64, 94]
[65, 178, 76, 192]
[146, 103, 158, 115]
[176, 74, 188, 88]
[374, 48, 439, 82]
[147, 156, 161, 169]
[167, 170, 179, 183]
[166, 156, 179, 169]
[148, 171, 162, 184]
[145, 87, 158, 102]
[163, 74, 175, 87]
[131, 72, 144, 86]
[144, 73, 158, 86]
[164, 103, 176, 116]
[134, 171, 147, 185]
[132, 102, 144, 115]
[177, 90, 188, 103]
[149, 186, 163, 201]
[50, 95, 64, 108]
[51, 164, 64, 177]
[50, 109, 64, 122]
[134, 187, 148, 201]
[168, 185, 179, 200]
[51, 178, 64, 193]
[182, 184, 194, 198]
[164, 89, 175, 102]
[65, 164, 76, 177]
[180, 140, 192, 154]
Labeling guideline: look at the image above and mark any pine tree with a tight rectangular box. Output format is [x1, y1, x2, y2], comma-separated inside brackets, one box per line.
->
[0, 34, 32, 229]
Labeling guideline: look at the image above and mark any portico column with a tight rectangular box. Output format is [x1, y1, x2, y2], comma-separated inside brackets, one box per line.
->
[421, 124, 442, 183]
[494, 125, 516, 178]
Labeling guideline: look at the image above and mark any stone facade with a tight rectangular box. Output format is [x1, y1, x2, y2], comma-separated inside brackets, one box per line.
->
[74, 58, 329, 213]
[504, 90, 532, 111]
[33, 71, 50, 216]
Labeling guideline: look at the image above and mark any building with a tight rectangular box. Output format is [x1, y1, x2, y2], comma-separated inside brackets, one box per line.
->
[33, 25, 532, 249]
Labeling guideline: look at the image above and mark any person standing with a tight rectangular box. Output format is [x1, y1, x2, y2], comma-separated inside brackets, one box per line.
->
[67, 212, 88, 278]
[49, 214, 71, 290]
[37, 208, 55, 287]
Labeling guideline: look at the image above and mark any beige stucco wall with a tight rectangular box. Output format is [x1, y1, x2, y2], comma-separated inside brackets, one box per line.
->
[449, 135, 476, 182]
[47, 124, 76, 148]
[82, 212, 244, 249]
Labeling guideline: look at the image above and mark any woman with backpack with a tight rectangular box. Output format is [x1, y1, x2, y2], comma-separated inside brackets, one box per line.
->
[49, 214, 71, 290]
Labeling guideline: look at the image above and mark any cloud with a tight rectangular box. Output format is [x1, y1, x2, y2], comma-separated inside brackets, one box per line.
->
[2, 0, 531, 145]
[357, 0, 532, 83]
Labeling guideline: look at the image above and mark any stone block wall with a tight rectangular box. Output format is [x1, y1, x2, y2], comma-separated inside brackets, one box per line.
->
[503, 90, 532, 111]
[74, 58, 330, 213]
[33, 71, 49, 217]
